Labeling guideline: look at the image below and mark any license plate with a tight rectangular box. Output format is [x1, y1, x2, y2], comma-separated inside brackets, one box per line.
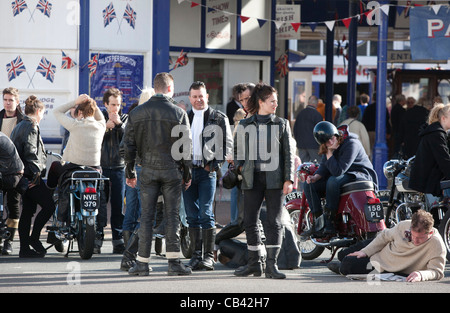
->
[365, 203, 384, 222]
[82, 193, 98, 210]
[286, 191, 302, 202]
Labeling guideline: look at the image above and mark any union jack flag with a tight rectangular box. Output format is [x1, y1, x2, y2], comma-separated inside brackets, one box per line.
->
[123, 3, 137, 29]
[36, 56, 56, 83]
[102, 2, 116, 27]
[6, 56, 27, 82]
[275, 53, 289, 78]
[11, 0, 28, 17]
[170, 50, 188, 71]
[36, 0, 52, 18]
[61, 51, 76, 69]
[88, 54, 98, 78]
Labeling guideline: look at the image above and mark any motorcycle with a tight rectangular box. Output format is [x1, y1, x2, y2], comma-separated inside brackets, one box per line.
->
[380, 157, 430, 228]
[46, 152, 109, 259]
[382, 156, 450, 260]
[285, 162, 386, 262]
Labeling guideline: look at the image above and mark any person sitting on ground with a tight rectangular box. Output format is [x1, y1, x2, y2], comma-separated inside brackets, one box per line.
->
[329, 210, 446, 282]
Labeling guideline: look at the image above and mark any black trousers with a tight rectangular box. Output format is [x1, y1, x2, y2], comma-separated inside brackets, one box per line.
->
[137, 167, 183, 261]
[18, 177, 56, 247]
[243, 171, 284, 248]
[2, 173, 23, 221]
[338, 239, 373, 275]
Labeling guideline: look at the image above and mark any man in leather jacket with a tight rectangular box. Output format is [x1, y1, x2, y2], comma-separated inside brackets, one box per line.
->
[98, 88, 128, 254]
[123, 72, 192, 276]
[184, 81, 233, 271]
[1, 87, 24, 255]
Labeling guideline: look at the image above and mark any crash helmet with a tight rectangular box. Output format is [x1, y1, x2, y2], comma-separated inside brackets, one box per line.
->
[313, 121, 339, 145]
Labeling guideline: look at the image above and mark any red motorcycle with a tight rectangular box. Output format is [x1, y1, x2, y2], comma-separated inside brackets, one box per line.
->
[286, 162, 386, 262]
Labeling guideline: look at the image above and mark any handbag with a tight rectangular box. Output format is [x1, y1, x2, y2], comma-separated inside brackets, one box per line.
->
[221, 163, 239, 189]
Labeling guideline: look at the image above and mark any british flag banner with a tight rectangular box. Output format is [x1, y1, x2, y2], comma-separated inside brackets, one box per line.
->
[11, 0, 28, 17]
[6, 56, 27, 82]
[123, 3, 137, 29]
[103, 2, 117, 27]
[170, 50, 189, 72]
[88, 54, 99, 78]
[61, 51, 77, 69]
[36, 0, 52, 18]
[36, 56, 56, 83]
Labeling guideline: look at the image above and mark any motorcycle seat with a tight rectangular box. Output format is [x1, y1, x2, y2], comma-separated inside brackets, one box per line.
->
[340, 180, 374, 195]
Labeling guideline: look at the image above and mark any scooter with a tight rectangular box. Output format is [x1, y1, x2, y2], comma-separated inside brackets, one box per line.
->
[285, 162, 386, 262]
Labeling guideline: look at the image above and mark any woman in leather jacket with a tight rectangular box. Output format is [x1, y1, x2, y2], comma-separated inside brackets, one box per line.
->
[10, 96, 56, 257]
[233, 83, 296, 279]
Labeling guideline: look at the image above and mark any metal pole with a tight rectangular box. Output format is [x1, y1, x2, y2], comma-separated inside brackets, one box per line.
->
[78, 0, 90, 95]
[346, 0, 358, 108]
[325, 27, 334, 122]
[152, 0, 171, 79]
[373, 1, 389, 190]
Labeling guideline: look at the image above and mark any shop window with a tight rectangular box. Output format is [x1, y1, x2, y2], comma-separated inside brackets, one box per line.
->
[194, 58, 224, 106]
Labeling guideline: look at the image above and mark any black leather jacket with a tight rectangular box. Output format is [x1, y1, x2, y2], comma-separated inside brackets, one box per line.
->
[0, 132, 24, 176]
[101, 109, 128, 169]
[234, 114, 296, 190]
[123, 95, 192, 181]
[10, 116, 47, 184]
[187, 106, 233, 172]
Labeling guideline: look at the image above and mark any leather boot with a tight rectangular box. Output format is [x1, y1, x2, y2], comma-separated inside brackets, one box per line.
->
[128, 259, 150, 276]
[2, 219, 18, 255]
[168, 259, 192, 276]
[200, 228, 215, 270]
[234, 249, 262, 277]
[265, 247, 286, 279]
[300, 213, 324, 239]
[123, 230, 132, 248]
[120, 230, 140, 271]
[322, 207, 336, 236]
[187, 228, 202, 270]
[2, 227, 16, 255]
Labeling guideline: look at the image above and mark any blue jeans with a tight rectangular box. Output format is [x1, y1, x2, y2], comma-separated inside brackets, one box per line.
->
[304, 174, 355, 216]
[183, 167, 216, 229]
[100, 167, 125, 241]
[123, 165, 142, 232]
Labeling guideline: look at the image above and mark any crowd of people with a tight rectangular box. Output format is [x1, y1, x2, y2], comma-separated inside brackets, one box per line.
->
[0, 77, 447, 282]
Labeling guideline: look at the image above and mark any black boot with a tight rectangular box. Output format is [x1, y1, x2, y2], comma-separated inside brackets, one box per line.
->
[322, 207, 336, 236]
[123, 230, 132, 248]
[265, 247, 286, 279]
[128, 260, 150, 276]
[300, 213, 324, 239]
[234, 250, 262, 277]
[168, 259, 192, 276]
[2, 227, 16, 255]
[199, 228, 215, 271]
[120, 230, 141, 271]
[187, 228, 202, 270]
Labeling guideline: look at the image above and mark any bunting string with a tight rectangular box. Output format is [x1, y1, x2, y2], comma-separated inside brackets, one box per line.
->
[177, 0, 450, 32]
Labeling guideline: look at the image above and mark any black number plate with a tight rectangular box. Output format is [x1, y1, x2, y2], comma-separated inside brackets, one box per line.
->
[365, 203, 384, 222]
[82, 193, 98, 211]
[286, 191, 302, 202]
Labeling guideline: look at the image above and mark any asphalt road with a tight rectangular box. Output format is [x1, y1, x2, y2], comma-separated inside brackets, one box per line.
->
[1, 237, 449, 296]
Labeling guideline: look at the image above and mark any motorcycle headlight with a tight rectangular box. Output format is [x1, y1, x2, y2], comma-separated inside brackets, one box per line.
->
[383, 160, 398, 180]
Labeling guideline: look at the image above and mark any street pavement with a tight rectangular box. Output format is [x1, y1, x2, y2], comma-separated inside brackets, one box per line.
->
[1, 199, 450, 299]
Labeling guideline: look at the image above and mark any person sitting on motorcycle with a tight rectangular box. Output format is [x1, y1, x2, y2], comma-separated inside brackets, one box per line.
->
[48, 95, 106, 224]
[409, 103, 450, 197]
[303, 121, 378, 237]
